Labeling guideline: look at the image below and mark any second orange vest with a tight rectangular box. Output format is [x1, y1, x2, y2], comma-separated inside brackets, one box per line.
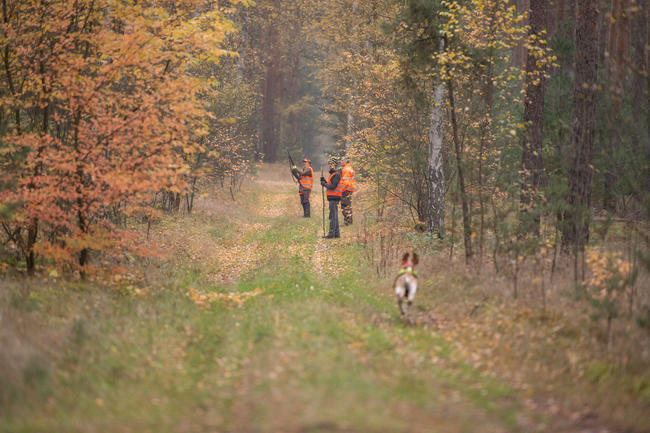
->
[340, 164, 356, 192]
[326, 171, 344, 198]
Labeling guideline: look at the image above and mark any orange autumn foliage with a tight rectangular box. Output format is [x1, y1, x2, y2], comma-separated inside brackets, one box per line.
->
[0, 0, 237, 272]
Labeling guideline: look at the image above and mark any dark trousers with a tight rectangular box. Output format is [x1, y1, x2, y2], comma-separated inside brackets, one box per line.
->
[328, 200, 340, 237]
[341, 191, 353, 225]
[300, 192, 311, 217]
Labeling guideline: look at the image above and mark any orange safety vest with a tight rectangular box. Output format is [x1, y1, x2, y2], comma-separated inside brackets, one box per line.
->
[300, 166, 314, 191]
[326, 171, 343, 198]
[340, 163, 356, 192]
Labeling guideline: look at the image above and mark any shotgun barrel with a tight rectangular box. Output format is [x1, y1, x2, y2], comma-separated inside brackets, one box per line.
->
[287, 151, 298, 183]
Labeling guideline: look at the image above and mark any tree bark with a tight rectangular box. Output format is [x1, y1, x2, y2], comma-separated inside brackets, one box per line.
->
[631, 0, 646, 129]
[646, 1, 650, 151]
[261, 27, 280, 162]
[427, 38, 446, 237]
[346, 110, 354, 152]
[285, 52, 300, 152]
[478, 3, 497, 263]
[512, 0, 531, 69]
[520, 0, 548, 235]
[448, 78, 472, 262]
[603, 0, 630, 211]
[561, 0, 599, 251]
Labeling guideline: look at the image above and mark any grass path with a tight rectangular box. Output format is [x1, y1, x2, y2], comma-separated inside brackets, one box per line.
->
[0, 166, 600, 433]
[182, 167, 524, 433]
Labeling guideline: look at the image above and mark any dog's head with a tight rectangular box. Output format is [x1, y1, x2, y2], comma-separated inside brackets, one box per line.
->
[401, 252, 419, 268]
[399, 253, 419, 279]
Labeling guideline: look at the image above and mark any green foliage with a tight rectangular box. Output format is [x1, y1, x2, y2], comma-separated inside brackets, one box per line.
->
[394, 0, 445, 69]
[0, 202, 19, 221]
[404, 231, 446, 256]
[585, 360, 611, 383]
[10, 291, 41, 312]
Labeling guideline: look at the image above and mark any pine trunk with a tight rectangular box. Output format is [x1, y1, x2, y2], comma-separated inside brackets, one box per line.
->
[261, 27, 280, 162]
[520, 0, 548, 236]
[448, 78, 472, 262]
[561, 0, 599, 251]
[512, 0, 531, 68]
[646, 2, 650, 150]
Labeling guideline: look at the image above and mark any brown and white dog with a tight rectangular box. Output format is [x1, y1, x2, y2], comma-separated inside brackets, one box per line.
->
[394, 252, 419, 325]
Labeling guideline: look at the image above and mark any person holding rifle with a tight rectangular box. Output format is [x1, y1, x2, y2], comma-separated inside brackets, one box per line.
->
[320, 158, 343, 238]
[291, 157, 314, 218]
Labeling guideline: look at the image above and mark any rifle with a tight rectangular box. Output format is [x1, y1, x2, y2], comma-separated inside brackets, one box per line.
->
[321, 165, 326, 236]
[287, 151, 298, 183]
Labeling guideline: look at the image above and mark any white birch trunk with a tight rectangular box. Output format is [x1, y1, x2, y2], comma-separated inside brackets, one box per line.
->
[427, 39, 446, 236]
[346, 110, 353, 152]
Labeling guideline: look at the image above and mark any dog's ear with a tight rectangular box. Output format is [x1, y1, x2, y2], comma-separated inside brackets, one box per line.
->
[402, 252, 410, 263]
[412, 253, 419, 266]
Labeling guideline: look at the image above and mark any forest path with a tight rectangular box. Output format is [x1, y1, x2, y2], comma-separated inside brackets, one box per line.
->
[174, 165, 536, 433]
[0, 165, 610, 433]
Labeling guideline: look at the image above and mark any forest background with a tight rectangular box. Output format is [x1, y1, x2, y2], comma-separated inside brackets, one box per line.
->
[1, 0, 650, 431]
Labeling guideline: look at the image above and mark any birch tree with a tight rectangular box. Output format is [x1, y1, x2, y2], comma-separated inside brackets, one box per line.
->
[427, 40, 447, 237]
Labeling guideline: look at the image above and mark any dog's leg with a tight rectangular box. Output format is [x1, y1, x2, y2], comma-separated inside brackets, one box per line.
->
[395, 281, 406, 317]
[406, 300, 413, 326]
[405, 277, 417, 326]
[397, 296, 405, 317]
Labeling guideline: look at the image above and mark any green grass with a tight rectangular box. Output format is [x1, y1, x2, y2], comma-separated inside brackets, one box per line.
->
[1, 181, 535, 433]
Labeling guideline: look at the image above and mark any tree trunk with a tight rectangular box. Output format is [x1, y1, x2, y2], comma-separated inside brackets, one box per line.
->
[261, 27, 280, 162]
[512, 0, 531, 69]
[72, 108, 89, 274]
[448, 78, 472, 263]
[346, 110, 354, 152]
[548, 0, 565, 35]
[478, 2, 497, 264]
[631, 0, 645, 129]
[284, 51, 300, 152]
[26, 223, 37, 275]
[603, 0, 630, 211]
[520, 0, 548, 236]
[561, 0, 599, 251]
[237, 8, 248, 80]
[427, 39, 446, 238]
[173, 193, 181, 212]
[646, 2, 650, 152]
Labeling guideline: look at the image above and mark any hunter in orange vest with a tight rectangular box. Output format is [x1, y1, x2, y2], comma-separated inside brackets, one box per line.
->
[340, 156, 356, 225]
[291, 158, 314, 217]
[320, 159, 342, 238]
